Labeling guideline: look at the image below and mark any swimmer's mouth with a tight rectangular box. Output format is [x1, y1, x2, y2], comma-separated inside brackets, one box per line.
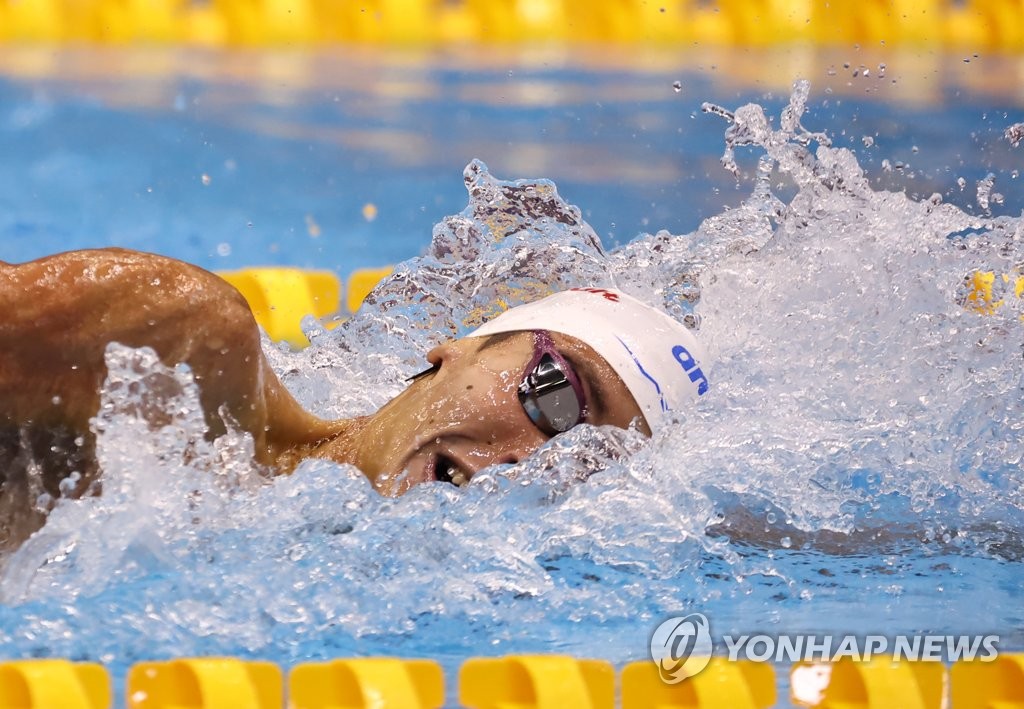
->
[431, 452, 470, 488]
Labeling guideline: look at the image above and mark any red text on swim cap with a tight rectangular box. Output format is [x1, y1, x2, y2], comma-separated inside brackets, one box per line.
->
[571, 287, 620, 303]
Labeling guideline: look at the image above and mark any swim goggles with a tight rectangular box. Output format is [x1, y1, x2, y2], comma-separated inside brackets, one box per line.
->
[407, 330, 588, 437]
[518, 330, 587, 436]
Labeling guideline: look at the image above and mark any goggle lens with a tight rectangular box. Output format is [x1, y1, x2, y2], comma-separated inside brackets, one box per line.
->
[518, 333, 586, 436]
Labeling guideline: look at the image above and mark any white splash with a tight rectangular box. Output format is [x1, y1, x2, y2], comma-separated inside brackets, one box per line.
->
[1, 81, 1021, 680]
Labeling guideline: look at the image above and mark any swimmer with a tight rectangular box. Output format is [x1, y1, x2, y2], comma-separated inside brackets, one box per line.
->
[0, 248, 708, 549]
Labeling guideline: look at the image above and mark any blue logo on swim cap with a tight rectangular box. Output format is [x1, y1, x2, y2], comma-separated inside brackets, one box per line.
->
[672, 345, 709, 396]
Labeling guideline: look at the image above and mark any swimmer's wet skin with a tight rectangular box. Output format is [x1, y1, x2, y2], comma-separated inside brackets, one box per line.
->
[0, 248, 708, 548]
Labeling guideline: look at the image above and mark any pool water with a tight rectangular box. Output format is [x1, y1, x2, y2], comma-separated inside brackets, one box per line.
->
[1, 45, 1022, 271]
[0, 46, 1022, 706]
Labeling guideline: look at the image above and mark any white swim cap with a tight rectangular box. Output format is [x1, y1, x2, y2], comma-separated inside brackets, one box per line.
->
[470, 287, 709, 430]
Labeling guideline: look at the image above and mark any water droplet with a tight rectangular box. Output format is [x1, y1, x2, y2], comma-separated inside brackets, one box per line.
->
[201, 173, 211, 186]
[362, 203, 378, 222]
[976, 173, 997, 212]
[1006, 123, 1024, 148]
[862, 135, 874, 147]
[911, 145, 919, 153]
[216, 242, 232, 256]
[305, 214, 321, 238]
[672, 80, 682, 93]
[59, 471, 80, 495]
[34, 493, 52, 514]
[780, 536, 792, 548]
[957, 176, 966, 190]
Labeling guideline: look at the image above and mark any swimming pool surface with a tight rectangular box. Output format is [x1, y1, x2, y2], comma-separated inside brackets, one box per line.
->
[0, 45, 1022, 707]
[1, 45, 1021, 272]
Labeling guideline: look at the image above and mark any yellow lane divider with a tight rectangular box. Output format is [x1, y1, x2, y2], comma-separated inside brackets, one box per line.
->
[950, 654, 1024, 709]
[961, 270, 1024, 319]
[218, 267, 341, 349]
[791, 657, 945, 709]
[127, 658, 281, 708]
[217, 265, 393, 348]
[0, 660, 109, 709]
[460, 655, 614, 708]
[1, 0, 1024, 49]
[344, 265, 395, 316]
[291, 658, 444, 709]
[622, 657, 775, 708]
[2, 655, 1024, 708]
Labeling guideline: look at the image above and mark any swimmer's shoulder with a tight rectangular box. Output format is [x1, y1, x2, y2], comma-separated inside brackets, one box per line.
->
[1, 248, 256, 341]
[4, 247, 240, 300]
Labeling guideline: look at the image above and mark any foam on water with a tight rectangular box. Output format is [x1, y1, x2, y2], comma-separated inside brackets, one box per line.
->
[1, 81, 1022, 685]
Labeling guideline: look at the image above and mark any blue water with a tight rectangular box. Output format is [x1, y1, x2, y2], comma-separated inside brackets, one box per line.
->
[0, 47, 1022, 708]
[1, 46, 1021, 272]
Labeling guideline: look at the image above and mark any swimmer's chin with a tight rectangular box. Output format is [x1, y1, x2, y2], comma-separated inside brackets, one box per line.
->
[274, 416, 465, 496]
[372, 445, 475, 496]
[285, 415, 427, 496]
[373, 447, 436, 496]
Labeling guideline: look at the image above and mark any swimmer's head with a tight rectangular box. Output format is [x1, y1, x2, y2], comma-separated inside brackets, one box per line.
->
[349, 287, 709, 494]
[470, 287, 709, 432]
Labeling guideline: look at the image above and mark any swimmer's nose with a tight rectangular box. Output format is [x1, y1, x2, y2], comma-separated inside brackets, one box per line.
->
[424, 339, 464, 367]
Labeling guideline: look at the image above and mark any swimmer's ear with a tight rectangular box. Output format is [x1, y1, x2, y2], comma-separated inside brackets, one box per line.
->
[406, 362, 440, 383]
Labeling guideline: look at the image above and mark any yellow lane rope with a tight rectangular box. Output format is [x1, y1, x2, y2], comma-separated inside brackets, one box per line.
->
[0, 0, 1023, 50]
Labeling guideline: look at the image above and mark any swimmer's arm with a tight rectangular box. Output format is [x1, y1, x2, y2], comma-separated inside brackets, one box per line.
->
[0, 248, 338, 466]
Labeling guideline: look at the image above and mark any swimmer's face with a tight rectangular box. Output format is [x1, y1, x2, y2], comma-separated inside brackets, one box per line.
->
[352, 331, 648, 495]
